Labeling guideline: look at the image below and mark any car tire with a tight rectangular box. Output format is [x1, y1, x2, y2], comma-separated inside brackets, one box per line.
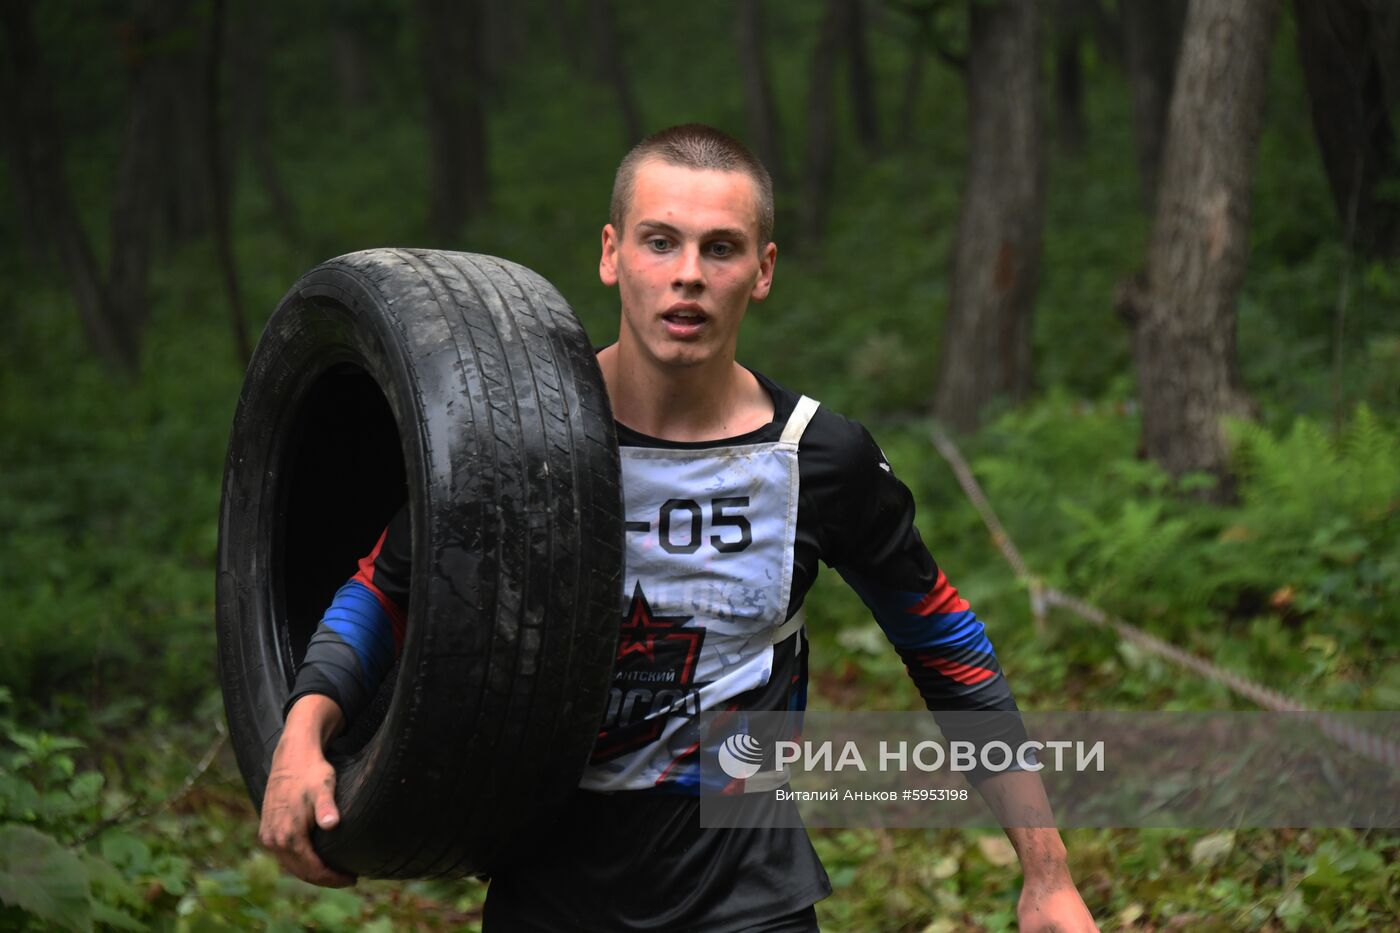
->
[216, 248, 623, 878]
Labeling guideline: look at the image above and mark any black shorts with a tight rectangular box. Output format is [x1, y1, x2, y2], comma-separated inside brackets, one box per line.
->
[747, 904, 821, 932]
[482, 902, 820, 933]
[481, 788, 830, 933]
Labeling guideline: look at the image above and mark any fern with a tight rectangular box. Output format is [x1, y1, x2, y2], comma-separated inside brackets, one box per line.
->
[969, 398, 1399, 703]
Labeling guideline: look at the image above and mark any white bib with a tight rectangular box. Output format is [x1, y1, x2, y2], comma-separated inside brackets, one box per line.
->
[581, 397, 820, 791]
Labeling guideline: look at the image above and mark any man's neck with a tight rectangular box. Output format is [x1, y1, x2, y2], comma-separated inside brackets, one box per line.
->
[597, 341, 774, 443]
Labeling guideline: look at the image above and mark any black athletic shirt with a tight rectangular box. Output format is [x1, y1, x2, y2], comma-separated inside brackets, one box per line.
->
[291, 368, 1025, 931]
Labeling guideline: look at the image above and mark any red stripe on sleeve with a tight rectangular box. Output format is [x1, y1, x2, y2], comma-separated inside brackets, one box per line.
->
[920, 656, 997, 685]
[352, 527, 407, 651]
[908, 569, 971, 616]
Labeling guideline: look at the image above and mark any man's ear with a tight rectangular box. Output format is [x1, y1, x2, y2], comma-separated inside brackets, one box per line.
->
[750, 241, 777, 302]
[599, 224, 620, 287]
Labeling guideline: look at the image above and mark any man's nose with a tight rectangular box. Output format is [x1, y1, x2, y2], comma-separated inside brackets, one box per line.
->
[672, 245, 704, 290]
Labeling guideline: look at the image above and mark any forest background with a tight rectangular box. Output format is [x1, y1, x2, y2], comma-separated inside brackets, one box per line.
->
[1, 0, 1398, 930]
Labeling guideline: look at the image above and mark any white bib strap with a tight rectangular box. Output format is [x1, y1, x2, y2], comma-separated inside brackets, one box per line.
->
[770, 606, 805, 647]
[737, 604, 803, 792]
[779, 395, 821, 446]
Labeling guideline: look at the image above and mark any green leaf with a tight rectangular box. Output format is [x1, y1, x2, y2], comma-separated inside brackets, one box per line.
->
[67, 772, 104, 808]
[303, 887, 363, 929]
[152, 854, 192, 896]
[89, 899, 146, 932]
[12, 734, 85, 757]
[0, 824, 92, 932]
[79, 851, 142, 909]
[7, 735, 40, 755]
[50, 754, 77, 780]
[100, 831, 152, 873]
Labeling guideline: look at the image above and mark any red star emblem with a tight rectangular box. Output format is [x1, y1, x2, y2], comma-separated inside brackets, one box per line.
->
[591, 584, 708, 764]
[618, 583, 695, 666]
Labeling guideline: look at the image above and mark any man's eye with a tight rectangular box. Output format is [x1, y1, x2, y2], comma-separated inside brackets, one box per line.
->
[709, 242, 733, 257]
[648, 237, 671, 251]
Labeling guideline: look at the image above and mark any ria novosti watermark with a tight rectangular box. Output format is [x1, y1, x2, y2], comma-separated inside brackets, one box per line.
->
[695, 711, 1400, 829]
[756, 735, 1103, 777]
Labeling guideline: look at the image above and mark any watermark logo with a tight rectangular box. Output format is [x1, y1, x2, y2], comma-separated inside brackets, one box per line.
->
[698, 710, 1400, 830]
[718, 732, 765, 779]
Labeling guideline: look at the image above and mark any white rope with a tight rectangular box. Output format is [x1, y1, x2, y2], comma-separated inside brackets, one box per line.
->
[929, 424, 1400, 770]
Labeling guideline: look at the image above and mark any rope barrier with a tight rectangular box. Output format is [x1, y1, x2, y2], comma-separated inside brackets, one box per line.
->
[929, 424, 1400, 771]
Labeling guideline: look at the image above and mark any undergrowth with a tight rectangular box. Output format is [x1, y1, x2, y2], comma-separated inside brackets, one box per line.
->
[963, 398, 1400, 710]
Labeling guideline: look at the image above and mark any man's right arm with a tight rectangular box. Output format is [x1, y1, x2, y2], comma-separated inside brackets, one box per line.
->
[284, 505, 411, 723]
[259, 504, 411, 887]
[259, 693, 356, 887]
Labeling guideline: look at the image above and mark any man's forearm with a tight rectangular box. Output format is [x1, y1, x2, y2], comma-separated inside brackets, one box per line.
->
[280, 693, 346, 754]
[974, 769, 1071, 883]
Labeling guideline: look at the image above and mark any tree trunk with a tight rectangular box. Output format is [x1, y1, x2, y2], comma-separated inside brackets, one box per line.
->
[0, 0, 50, 267]
[1081, 0, 1122, 66]
[0, 0, 128, 369]
[1125, 0, 1280, 498]
[800, 0, 843, 244]
[588, 0, 643, 147]
[896, 28, 926, 147]
[1369, 2, 1400, 110]
[549, 0, 582, 72]
[843, 0, 879, 153]
[331, 24, 372, 110]
[107, 2, 172, 366]
[483, 0, 525, 92]
[1121, 0, 1186, 211]
[415, 0, 490, 240]
[1054, 0, 1087, 153]
[0, 0, 176, 375]
[1295, 0, 1400, 257]
[735, 0, 786, 184]
[933, 0, 1044, 432]
[229, 1, 300, 243]
[206, 0, 250, 364]
[155, 5, 213, 242]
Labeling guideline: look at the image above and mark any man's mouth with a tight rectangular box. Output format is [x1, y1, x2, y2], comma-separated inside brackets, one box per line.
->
[662, 305, 708, 336]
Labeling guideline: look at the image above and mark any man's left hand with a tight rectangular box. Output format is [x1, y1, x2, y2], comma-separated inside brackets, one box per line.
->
[1017, 876, 1099, 933]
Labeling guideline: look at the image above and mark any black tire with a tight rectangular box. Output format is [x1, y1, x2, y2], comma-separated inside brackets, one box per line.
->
[216, 248, 623, 878]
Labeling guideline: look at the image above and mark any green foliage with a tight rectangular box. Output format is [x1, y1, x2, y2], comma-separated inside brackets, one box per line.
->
[0, 688, 142, 931]
[0, 690, 105, 844]
[1224, 406, 1399, 619]
[0, 251, 241, 708]
[0, 687, 491, 930]
[965, 399, 1400, 708]
[0, 825, 92, 932]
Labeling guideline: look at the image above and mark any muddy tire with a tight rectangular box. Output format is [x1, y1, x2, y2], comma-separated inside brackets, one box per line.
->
[216, 249, 623, 878]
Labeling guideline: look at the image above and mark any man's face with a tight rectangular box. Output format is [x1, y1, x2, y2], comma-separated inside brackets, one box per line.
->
[600, 159, 776, 370]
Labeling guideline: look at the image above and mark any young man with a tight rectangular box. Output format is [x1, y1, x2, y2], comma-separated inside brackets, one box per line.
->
[260, 124, 1098, 932]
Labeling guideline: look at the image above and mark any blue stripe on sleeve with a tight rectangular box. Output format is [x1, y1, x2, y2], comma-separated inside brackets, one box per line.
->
[320, 580, 397, 690]
[837, 569, 994, 652]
